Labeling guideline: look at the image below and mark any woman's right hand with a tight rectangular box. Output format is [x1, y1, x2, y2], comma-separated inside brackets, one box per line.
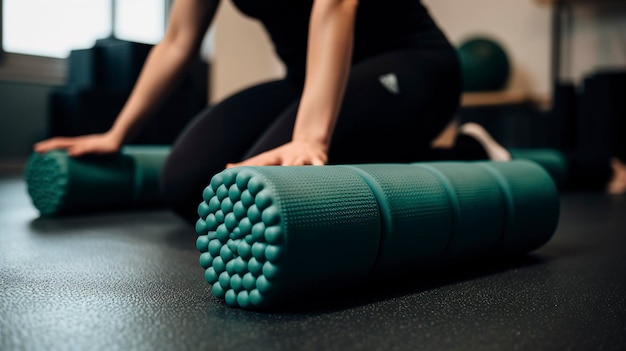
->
[34, 132, 122, 157]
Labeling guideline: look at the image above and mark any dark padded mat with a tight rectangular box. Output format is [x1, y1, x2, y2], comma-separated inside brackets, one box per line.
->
[1, 169, 625, 350]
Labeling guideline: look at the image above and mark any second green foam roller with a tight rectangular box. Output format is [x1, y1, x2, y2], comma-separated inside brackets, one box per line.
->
[24, 146, 170, 216]
[509, 148, 569, 188]
[195, 161, 560, 309]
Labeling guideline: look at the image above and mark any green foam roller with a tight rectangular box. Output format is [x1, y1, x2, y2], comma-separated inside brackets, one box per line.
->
[478, 161, 560, 253]
[343, 165, 453, 274]
[195, 161, 559, 309]
[410, 163, 505, 261]
[509, 148, 568, 188]
[195, 166, 381, 309]
[25, 146, 170, 216]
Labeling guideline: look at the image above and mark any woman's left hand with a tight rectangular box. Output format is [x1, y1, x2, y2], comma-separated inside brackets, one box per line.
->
[226, 140, 328, 168]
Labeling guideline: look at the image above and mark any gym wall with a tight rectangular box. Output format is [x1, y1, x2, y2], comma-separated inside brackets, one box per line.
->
[425, 0, 626, 98]
[210, 0, 626, 102]
[210, 0, 284, 103]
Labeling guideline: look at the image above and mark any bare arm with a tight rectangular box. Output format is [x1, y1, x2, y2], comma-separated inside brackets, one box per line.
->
[293, 0, 358, 154]
[35, 0, 221, 156]
[228, 0, 358, 167]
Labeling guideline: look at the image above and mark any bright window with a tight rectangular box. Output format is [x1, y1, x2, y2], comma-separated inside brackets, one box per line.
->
[2, 0, 166, 59]
[114, 0, 166, 46]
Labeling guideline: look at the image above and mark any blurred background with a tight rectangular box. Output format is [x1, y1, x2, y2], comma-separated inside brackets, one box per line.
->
[1, 0, 625, 165]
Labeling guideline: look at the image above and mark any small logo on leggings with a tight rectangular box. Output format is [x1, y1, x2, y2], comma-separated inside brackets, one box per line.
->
[379, 73, 399, 95]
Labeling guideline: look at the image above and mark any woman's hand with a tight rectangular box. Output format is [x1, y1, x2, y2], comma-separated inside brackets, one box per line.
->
[33, 133, 122, 157]
[226, 140, 328, 168]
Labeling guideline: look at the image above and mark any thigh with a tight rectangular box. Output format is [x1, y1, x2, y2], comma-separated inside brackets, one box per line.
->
[329, 48, 462, 163]
[240, 101, 300, 160]
[241, 47, 462, 165]
[166, 79, 301, 170]
[161, 79, 300, 221]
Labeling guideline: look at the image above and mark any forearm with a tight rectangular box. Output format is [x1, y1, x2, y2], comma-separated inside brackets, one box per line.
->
[108, 0, 220, 145]
[107, 42, 195, 144]
[292, 0, 358, 149]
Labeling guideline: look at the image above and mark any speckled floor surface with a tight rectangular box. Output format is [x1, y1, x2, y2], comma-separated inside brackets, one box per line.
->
[1, 167, 625, 351]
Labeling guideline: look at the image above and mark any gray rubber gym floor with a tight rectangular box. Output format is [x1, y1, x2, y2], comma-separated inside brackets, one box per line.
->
[1, 165, 625, 351]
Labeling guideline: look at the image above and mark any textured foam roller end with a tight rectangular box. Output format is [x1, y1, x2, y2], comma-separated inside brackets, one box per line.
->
[25, 151, 70, 216]
[195, 168, 291, 309]
[196, 166, 381, 309]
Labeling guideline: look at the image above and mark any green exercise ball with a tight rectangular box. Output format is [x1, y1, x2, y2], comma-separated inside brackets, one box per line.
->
[458, 37, 511, 92]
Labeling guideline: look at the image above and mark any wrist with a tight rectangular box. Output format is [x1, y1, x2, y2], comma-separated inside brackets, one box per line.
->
[105, 129, 125, 148]
[292, 114, 333, 151]
[292, 133, 330, 151]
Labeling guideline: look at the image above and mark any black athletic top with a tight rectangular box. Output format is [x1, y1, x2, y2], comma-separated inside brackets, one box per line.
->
[231, 0, 452, 82]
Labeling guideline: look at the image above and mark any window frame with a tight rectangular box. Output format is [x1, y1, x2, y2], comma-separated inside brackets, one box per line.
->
[0, 0, 66, 85]
[0, 0, 173, 85]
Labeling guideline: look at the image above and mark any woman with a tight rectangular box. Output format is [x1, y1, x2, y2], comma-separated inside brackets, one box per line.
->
[35, 0, 481, 222]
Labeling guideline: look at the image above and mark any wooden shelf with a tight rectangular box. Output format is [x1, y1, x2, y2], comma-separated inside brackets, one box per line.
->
[461, 89, 530, 107]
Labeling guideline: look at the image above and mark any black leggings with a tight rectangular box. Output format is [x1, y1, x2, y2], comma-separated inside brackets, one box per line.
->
[162, 48, 462, 223]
